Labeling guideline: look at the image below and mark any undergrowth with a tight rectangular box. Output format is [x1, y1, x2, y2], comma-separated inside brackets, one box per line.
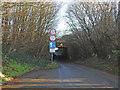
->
[75, 56, 119, 75]
[2, 50, 59, 83]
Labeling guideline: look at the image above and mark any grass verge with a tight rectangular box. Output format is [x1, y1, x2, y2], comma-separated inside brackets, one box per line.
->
[74, 57, 119, 75]
[2, 53, 59, 84]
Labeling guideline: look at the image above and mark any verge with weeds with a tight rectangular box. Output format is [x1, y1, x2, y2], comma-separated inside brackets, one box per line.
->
[2, 53, 59, 83]
[74, 56, 119, 75]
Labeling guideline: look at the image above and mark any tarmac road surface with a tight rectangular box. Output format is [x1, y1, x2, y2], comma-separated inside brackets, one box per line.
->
[2, 62, 118, 88]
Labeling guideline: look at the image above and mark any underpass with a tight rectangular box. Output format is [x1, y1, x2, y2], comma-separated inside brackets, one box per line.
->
[54, 47, 68, 62]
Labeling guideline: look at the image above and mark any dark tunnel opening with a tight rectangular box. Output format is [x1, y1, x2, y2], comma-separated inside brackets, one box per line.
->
[53, 47, 68, 62]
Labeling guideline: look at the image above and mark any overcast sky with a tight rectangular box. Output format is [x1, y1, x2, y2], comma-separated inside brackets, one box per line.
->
[55, 0, 74, 38]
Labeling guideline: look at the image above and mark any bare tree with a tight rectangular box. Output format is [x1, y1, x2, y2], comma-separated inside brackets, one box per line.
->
[63, 2, 118, 59]
[2, 2, 61, 58]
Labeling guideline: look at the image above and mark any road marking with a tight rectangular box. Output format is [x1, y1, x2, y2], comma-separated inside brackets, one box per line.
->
[3, 78, 112, 88]
[3, 83, 113, 88]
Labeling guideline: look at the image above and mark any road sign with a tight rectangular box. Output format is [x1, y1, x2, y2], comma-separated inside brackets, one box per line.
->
[55, 47, 58, 50]
[49, 35, 56, 42]
[50, 28, 56, 35]
[49, 28, 56, 64]
[49, 42, 56, 49]
[49, 49, 55, 53]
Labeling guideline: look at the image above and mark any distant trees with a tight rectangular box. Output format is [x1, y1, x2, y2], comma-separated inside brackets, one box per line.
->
[62, 2, 119, 60]
[2, 2, 60, 58]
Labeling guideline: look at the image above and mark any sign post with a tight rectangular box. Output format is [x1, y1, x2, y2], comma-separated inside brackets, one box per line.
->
[51, 53, 53, 64]
[49, 28, 56, 64]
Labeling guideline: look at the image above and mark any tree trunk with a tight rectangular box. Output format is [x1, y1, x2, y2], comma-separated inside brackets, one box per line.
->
[118, 1, 120, 50]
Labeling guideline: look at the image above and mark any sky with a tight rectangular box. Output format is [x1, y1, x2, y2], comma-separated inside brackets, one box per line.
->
[55, 0, 74, 38]
[55, 3, 70, 37]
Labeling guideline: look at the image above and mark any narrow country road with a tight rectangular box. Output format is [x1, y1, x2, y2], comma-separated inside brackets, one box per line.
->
[2, 62, 118, 88]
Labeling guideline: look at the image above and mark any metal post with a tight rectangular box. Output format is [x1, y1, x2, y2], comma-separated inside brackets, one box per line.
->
[51, 53, 53, 64]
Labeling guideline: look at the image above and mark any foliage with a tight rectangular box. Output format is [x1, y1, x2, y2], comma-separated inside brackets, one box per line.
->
[46, 62, 59, 69]
[1, 2, 61, 59]
[2, 53, 59, 83]
[62, 2, 119, 60]
[3, 55, 35, 77]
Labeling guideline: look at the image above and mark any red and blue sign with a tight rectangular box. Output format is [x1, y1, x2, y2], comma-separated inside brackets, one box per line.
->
[49, 42, 56, 49]
[50, 28, 56, 35]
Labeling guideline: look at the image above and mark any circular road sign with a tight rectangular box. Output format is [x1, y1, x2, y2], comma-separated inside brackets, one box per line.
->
[50, 28, 56, 35]
[49, 35, 56, 41]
